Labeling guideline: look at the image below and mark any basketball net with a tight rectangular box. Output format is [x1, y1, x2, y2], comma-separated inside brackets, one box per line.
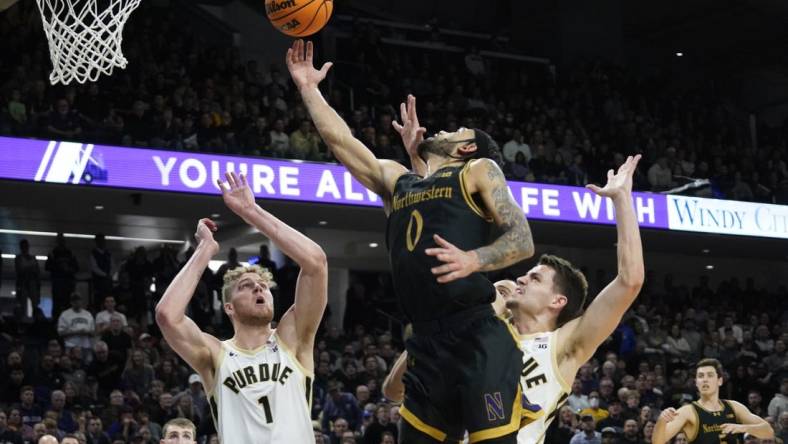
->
[34, 0, 141, 85]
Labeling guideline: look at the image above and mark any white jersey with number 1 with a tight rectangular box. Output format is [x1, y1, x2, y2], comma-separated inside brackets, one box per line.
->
[208, 333, 315, 444]
[517, 330, 572, 444]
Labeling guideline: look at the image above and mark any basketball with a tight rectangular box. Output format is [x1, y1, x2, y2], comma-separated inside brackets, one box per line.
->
[266, 0, 333, 37]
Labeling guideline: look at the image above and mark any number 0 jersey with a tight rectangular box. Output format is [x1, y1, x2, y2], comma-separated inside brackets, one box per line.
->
[208, 333, 314, 444]
[385, 161, 496, 322]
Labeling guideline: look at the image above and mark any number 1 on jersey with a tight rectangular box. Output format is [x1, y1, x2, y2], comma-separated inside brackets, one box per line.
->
[258, 395, 273, 423]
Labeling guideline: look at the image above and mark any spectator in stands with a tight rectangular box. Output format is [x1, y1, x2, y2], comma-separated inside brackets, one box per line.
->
[662, 324, 692, 365]
[289, 119, 321, 160]
[568, 379, 591, 412]
[570, 414, 601, 444]
[134, 409, 161, 442]
[47, 390, 76, 434]
[107, 407, 137, 442]
[0, 409, 23, 444]
[502, 129, 531, 165]
[133, 333, 157, 369]
[45, 234, 79, 319]
[124, 101, 152, 147]
[101, 316, 133, 359]
[85, 416, 111, 444]
[95, 297, 127, 335]
[597, 398, 626, 430]
[362, 405, 396, 444]
[19, 386, 43, 429]
[269, 119, 289, 157]
[57, 293, 95, 359]
[174, 375, 206, 425]
[90, 234, 113, 302]
[619, 418, 640, 444]
[86, 341, 124, 400]
[7, 408, 31, 442]
[749, 390, 767, 418]
[579, 391, 609, 423]
[1, 366, 26, 405]
[322, 381, 362, 433]
[546, 405, 578, 443]
[46, 99, 82, 140]
[768, 378, 788, 419]
[121, 350, 154, 397]
[15, 239, 40, 317]
[151, 393, 177, 427]
[329, 417, 349, 444]
[647, 156, 673, 191]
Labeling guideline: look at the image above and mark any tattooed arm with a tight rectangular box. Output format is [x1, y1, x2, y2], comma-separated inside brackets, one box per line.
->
[425, 158, 533, 283]
[471, 158, 535, 270]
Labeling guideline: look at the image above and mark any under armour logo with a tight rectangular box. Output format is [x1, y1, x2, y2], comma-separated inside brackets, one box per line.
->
[229, 352, 236, 357]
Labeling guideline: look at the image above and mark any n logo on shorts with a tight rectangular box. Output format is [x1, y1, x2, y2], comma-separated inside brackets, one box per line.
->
[484, 392, 505, 421]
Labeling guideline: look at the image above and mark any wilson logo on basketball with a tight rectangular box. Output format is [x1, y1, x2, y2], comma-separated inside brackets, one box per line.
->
[266, 0, 296, 16]
[281, 19, 300, 31]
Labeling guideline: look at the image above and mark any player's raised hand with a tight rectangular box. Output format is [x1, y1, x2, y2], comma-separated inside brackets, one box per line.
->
[392, 94, 427, 162]
[286, 40, 333, 91]
[425, 234, 480, 284]
[217, 172, 256, 217]
[586, 154, 642, 199]
[659, 407, 678, 423]
[195, 218, 219, 253]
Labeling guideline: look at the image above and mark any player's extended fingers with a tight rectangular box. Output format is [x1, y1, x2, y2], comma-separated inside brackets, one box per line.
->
[431, 262, 460, 275]
[216, 179, 229, 193]
[306, 40, 314, 62]
[585, 184, 602, 195]
[203, 218, 218, 231]
[409, 95, 419, 124]
[392, 121, 404, 133]
[437, 270, 464, 284]
[424, 247, 449, 256]
[239, 173, 248, 187]
[400, 102, 408, 123]
[433, 234, 456, 250]
[225, 171, 237, 188]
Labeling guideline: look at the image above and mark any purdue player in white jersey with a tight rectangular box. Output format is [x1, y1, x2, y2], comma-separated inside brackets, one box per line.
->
[507, 155, 644, 443]
[385, 156, 644, 443]
[156, 172, 326, 443]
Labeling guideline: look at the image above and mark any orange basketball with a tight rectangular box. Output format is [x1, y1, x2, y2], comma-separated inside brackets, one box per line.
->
[265, 0, 333, 37]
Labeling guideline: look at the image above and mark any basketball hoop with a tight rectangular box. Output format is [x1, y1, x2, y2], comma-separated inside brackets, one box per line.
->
[34, 0, 141, 85]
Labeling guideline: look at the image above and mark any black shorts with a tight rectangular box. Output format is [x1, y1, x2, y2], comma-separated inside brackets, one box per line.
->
[400, 305, 524, 443]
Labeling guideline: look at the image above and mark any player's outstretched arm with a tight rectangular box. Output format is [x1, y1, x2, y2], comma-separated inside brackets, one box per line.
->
[653, 407, 690, 444]
[560, 155, 644, 369]
[287, 40, 406, 200]
[722, 401, 775, 439]
[218, 172, 327, 369]
[382, 351, 408, 404]
[155, 219, 221, 381]
[424, 159, 534, 283]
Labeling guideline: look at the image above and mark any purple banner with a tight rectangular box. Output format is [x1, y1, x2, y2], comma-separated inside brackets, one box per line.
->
[0, 137, 669, 229]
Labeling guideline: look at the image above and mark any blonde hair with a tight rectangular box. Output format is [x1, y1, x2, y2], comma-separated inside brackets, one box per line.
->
[162, 418, 196, 437]
[221, 265, 277, 304]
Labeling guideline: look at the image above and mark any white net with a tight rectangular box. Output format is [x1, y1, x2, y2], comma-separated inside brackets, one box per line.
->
[35, 0, 141, 85]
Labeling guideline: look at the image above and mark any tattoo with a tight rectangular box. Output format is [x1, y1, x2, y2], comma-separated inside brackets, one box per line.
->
[475, 160, 534, 270]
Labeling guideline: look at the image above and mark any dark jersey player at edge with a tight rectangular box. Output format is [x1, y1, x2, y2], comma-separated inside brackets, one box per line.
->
[288, 40, 534, 443]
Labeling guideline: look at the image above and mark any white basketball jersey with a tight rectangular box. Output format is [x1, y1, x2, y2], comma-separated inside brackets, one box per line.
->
[516, 330, 571, 444]
[208, 333, 315, 444]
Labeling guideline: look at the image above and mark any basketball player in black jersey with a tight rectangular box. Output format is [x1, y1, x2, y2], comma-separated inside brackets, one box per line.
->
[288, 40, 534, 443]
[653, 359, 773, 444]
